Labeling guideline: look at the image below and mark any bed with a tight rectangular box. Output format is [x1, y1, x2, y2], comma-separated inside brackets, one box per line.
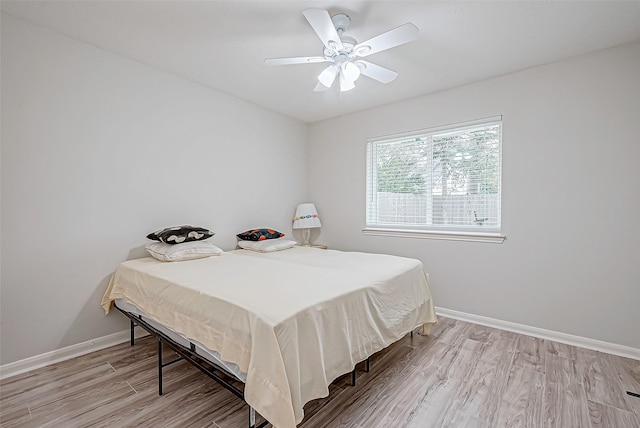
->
[101, 246, 436, 428]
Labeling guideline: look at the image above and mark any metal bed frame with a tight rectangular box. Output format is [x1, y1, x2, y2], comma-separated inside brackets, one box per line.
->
[117, 306, 268, 428]
[117, 305, 375, 428]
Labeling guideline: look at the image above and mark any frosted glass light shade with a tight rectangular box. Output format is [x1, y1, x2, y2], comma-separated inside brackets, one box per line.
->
[318, 65, 339, 88]
[339, 72, 356, 91]
[342, 62, 361, 82]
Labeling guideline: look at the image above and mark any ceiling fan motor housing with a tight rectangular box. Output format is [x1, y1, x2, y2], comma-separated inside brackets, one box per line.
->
[323, 35, 357, 60]
[331, 13, 351, 33]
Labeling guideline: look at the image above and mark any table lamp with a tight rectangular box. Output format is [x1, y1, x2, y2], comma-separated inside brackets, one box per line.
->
[293, 203, 321, 246]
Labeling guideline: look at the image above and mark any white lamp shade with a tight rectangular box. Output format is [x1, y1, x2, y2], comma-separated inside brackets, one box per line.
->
[293, 203, 321, 229]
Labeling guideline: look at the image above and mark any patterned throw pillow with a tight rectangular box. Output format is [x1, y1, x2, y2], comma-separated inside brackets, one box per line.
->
[146, 225, 215, 245]
[236, 228, 285, 241]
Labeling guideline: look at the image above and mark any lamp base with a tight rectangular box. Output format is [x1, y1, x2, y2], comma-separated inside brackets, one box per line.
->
[300, 228, 311, 246]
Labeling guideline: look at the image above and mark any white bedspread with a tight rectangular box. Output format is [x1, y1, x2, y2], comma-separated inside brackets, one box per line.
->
[101, 247, 436, 428]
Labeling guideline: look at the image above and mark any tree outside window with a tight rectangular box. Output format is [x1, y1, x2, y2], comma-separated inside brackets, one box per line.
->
[367, 120, 502, 232]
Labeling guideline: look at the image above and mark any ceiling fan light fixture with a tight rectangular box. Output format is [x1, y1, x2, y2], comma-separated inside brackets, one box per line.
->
[318, 65, 339, 87]
[342, 61, 361, 82]
[339, 73, 356, 91]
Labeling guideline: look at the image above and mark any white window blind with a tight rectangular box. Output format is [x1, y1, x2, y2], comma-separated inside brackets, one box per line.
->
[366, 118, 502, 235]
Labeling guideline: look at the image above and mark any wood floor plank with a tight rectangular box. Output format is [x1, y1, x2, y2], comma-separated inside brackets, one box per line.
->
[0, 404, 30, 428]
[544, 382, 592, 428]
[0, 339, 138, 401]
[499, 329, 522, 340]
[580, 350, 631, 411]
[0, 363, 115, 412]
[493, 366, 545, 427]
[0, 359, 109, 404]
[31, 379, 136, 427]
[545, 353, 581, 385]
[124, 359, 199, 394]
[105, 336, 158, 370]
[477, 333, 517, 428]
[587, 399, 640, 428]
[464, 323, 503, 344]
[355, 342, 451, 428]
[300, 343, 419, 428]
[405, 376, 462, 428]
[318, 337, 440, 427]
[74, 388, 162, 427]
[296, 383, 344, 426]
[448, 338, 486, 381]
[389, 340, 480, 427]
[423, 316, 456, 341]
[610, 354, 640, 420]
[513, 335, 546, 374]
[109, 369, 234, 427]
[433, 317, 471, 346]
[543, 354, 592, 428]
[546, 340, 578, 361]
[479, 335, 517, 367]
[429, 358, 499, 427]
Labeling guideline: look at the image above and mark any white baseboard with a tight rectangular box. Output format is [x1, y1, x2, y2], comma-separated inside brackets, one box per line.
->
[435, 306, 640, 361]
[0, 329, 149, 380]
[2, 308, 637, 380]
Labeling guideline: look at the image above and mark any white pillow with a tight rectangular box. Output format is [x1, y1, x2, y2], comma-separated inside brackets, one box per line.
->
[237, 238, 297, 253]
[145, 241, 223, 262]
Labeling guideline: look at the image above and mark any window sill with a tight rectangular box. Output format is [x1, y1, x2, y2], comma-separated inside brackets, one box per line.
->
[362, 228, 506, 244]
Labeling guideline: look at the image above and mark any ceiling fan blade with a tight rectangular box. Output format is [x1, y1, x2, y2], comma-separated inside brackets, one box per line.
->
[356, 60, 398, 84]
[353, 23, 419, 57]
[265, 56, 327, 66]
[303, 8, 344, 51]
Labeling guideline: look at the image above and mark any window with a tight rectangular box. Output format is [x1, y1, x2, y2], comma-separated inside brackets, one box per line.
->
[366, 117, 503, 241]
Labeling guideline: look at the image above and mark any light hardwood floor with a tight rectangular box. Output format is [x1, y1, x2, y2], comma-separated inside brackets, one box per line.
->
[1, 317, 639, 427]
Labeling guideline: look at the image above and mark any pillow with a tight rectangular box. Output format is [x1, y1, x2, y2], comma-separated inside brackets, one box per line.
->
[145, 241, 223, 262]
[147, 225, 215, 244]
[236, 228, 285, 241]
[237, 238, 296, 253]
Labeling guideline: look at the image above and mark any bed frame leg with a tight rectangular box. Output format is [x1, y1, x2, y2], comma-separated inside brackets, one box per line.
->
[130, 320, 135, 346]
[249, 406, 256, 428]
[350, 358, 371, 386]
[157, 337, 163, 396]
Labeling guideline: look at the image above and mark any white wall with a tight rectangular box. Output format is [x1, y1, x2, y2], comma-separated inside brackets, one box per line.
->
[0, 15, 308, 365]
[2, 13, 638, 367]
[308, 42, 640, 349]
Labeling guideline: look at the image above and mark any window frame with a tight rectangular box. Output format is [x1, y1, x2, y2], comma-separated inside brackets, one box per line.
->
[364, 116, 506, 243]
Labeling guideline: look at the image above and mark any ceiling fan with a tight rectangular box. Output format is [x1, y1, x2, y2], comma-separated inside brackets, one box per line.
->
[265, 8, 419, 92]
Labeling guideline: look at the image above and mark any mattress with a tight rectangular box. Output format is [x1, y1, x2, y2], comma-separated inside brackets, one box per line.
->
[114, 299, 247, 382]
[101, 246, 436, 428]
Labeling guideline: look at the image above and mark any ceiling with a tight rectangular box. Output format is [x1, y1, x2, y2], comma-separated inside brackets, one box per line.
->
[3, 1, 640, 123]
